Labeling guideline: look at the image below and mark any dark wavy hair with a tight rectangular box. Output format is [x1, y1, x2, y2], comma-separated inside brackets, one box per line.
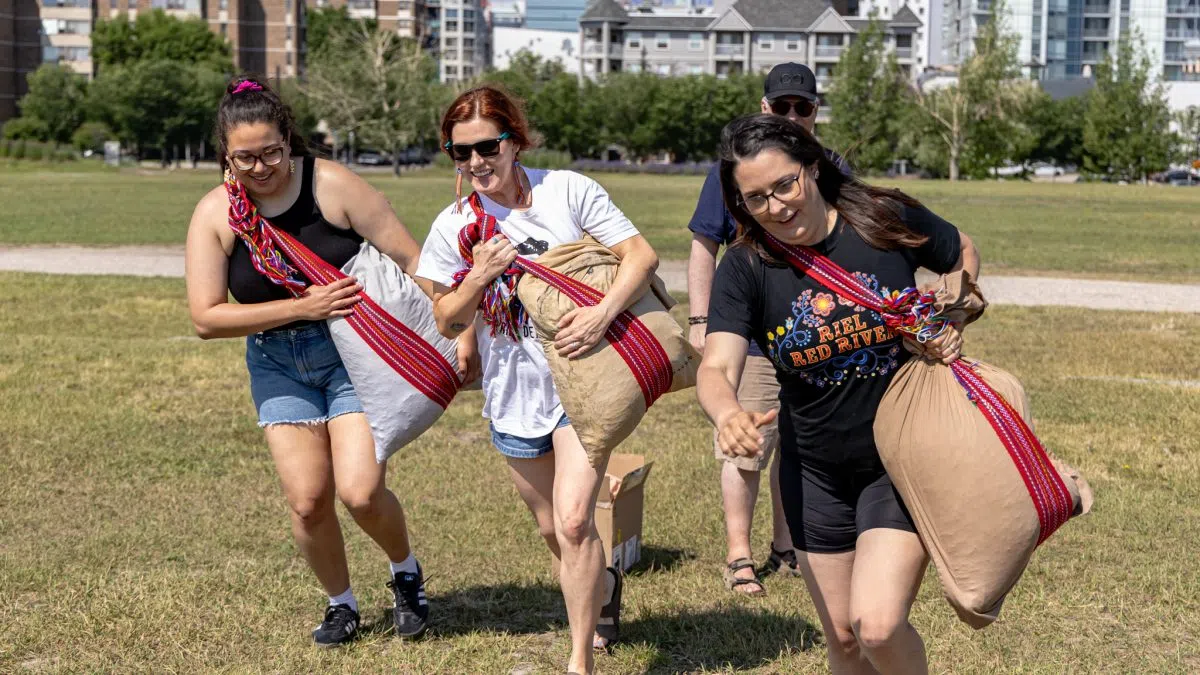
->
[215, 76, 308, 172]
[719, 114, 928, 255]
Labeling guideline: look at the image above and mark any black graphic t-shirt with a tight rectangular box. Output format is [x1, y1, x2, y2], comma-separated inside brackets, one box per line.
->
[707, 203, 962, 466]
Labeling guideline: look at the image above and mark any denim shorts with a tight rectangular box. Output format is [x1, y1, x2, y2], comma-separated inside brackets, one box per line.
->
[245, 322, 364, 427]
[490, 414, 571, 460]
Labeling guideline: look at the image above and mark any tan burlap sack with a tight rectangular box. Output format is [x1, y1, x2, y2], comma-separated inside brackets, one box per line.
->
[516, 237, 700, 467]
[874, 271, 1093, 628]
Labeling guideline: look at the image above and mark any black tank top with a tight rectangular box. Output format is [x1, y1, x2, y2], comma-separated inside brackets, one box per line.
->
[227, 156, 363, 327]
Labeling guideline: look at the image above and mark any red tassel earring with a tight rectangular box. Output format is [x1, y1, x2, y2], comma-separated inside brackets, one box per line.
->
[453, 168, 464, 214]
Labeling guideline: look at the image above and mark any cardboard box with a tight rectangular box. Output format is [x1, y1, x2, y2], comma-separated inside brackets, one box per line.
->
[594, 453, 653, 573]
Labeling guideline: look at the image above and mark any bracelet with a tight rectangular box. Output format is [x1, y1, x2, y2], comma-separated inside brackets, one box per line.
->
[687, 315, 708, 326]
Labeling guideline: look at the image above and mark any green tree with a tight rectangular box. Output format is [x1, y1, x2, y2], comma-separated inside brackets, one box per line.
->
[72, 121, 115, 154]
[17, 64, 89, 144]
[1172, 105, 1199, 163]
[483, 50, 566, 105]
[307, 24, 444, 174]
[825, 17, 907, 174]
[87, 60, 225, 160]
[909, 0, 1030, 179]
[593, 72, 663, 159]
[1083, 33, 1173, 182]
[307, 6, 377, 56]
[1027, 92, 1087, 168]
[92, 10, 233, 72]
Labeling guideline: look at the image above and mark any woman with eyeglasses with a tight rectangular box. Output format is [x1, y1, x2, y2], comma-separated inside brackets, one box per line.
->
[414, 86, 660, 675]
[184, 78, 465, 647]
[697, 114, 980, 675]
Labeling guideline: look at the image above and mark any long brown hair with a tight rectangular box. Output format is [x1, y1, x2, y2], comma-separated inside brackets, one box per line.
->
[216, 77, 308, 172]
[439, 85, 540, 157]
[718, 114, 927, 255]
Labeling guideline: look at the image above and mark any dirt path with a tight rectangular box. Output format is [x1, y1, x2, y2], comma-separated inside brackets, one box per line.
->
[2, 245, 1198, 313]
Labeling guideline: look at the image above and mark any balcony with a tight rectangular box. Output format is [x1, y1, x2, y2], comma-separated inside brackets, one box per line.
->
[814, 45, 844, 58]
[1166, 29, 1200, 38]
[1166, 0, 1198, 13]
[894, 47, 913, 58]
[151, 0, 200, 10]
[1084, 28, 1110, 37]
[583, 42, 622, 59]
[715, 43, 745, 56]
[1083, 1, 1111, 13]
[975, 0, 992, 11]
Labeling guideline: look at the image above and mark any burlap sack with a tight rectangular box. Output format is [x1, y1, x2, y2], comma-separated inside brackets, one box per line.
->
[516, 237, 700, 467]
[874, 271, 1092, 628]
[329, 241, 462, 463]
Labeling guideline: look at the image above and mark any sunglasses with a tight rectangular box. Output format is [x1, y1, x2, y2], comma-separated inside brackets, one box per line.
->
[444, 131, 512, 162]
[769, 98, 817, 117]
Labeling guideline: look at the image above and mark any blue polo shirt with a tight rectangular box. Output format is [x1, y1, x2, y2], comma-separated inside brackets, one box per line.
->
[688, 150, 850, 357]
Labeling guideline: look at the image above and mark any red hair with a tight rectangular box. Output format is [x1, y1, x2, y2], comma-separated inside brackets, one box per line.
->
[439, 86, 538, 157]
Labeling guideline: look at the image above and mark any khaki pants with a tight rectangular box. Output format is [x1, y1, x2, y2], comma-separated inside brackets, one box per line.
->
[712, 354, 781, 471]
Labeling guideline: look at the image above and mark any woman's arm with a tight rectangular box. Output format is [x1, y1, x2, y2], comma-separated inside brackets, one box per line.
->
[315, 159, 423, 276]
[185, 188, 362, 339]
[951, 232, 980, 280]
[552, 234, 659, 359]
[424, 235, 518, 338]
[697, 332, 777, 458]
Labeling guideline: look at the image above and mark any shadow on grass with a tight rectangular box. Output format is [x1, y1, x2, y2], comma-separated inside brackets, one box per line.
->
[626, 607, 821, 672]
[629, 545, 697, 575]
[422, 582, 568, 638]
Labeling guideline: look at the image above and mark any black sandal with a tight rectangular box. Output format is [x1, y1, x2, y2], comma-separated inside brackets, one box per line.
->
[593, 567, 622, 653]
[723, 557, 766, 595]
[760, 546, 802, 579]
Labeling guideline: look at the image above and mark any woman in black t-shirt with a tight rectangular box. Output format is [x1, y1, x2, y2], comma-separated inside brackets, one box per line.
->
[698, 114, 980, 674]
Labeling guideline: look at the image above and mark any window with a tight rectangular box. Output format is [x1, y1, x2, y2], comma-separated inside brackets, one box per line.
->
[286, 52, 293, 66]
[896, 33, 912, 48]
[445, 36, 458, 48]
[445, 20, 458, 31]
[219, 0, 228, 9]
[656, 32, 669, 49]
[464, 20, 475, 32]
[656, 63, 672, 75]
[446, 8, 459, 17]
[220, 22, 227, 36]
[758, 33, 774, 49]
[689, 32, 703, 50]
[689, 64, 704, 74]
[785, 34, 801, 51]
[627, 32, 641, 48]
[286, 26, 293, 41]
[284, 0, 291, 11]
[463, 65, 475, 77]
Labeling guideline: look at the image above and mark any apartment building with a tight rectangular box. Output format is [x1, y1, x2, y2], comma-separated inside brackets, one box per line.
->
[1, 1, 42, 123]
[944, 0, 1200, 82]
[579, 0, 924, 88]
[526, 0, 589, 30]
[439, 0, 488, 82]
[305, 0, 426, 41]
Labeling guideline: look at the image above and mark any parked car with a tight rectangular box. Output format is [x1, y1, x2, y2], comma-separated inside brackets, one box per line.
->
[1158, 169, 1199, 186]
[1032, 162, 1065, 177]
[356, 151, 391, 166]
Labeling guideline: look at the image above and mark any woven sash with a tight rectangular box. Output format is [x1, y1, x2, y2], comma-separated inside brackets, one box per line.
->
[761, 231, 1074, 544]
[456, 193, 672, 407]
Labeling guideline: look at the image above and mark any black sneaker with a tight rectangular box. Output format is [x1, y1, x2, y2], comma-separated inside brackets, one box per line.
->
[387, 565, 429, 639]
[312, 603, 360, 648]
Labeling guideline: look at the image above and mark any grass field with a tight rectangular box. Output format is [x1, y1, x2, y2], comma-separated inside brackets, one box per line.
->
[1, 271, 1198, 673]
[1, 165, 1197, 283]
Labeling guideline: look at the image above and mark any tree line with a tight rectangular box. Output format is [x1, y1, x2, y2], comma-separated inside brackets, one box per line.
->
[4, 5, 1197, 181]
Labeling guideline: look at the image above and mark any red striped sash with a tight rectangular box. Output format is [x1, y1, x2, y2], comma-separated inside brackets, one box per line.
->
[458, 193, 672, 407]
[761, 231, 1074, 544]
[269, 224, 461, 410]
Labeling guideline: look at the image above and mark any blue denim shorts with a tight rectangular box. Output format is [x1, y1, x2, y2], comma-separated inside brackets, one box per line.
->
[490, 414, 571, 460]
[245, 322, 364, 427]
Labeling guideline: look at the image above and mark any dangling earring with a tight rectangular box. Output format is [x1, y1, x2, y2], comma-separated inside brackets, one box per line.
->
[453, 167, 464, 215]
[513, 160, 525, 206]
[288, 159, 295, 175]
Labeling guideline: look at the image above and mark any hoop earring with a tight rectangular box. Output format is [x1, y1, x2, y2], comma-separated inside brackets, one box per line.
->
[453, 167, 464, 215]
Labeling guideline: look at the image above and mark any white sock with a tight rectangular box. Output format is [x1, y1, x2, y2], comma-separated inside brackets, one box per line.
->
[390, 554, 419, 576]
[328, 587, 358, 614]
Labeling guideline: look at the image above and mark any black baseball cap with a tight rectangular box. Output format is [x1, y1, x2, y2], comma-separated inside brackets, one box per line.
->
[764, 63, 819, 101]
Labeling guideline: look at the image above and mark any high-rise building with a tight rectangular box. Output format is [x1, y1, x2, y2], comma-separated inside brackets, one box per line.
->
[526, 0, 588, 31]
[439, 0, 488, 82]
[943, 0, 1200, 83]
[0, 2, 39, 123]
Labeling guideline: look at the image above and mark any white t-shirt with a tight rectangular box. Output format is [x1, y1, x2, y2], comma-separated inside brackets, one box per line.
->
[415, 168, 640, 437]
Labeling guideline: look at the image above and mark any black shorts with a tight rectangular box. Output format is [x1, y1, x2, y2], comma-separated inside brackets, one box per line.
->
[779, 451, 916, 554]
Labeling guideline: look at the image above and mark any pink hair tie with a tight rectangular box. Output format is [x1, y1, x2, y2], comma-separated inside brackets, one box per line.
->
[232, 81, 263, 95]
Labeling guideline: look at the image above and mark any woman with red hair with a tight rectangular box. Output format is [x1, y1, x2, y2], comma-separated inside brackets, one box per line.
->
[415, 86, 660, 674]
